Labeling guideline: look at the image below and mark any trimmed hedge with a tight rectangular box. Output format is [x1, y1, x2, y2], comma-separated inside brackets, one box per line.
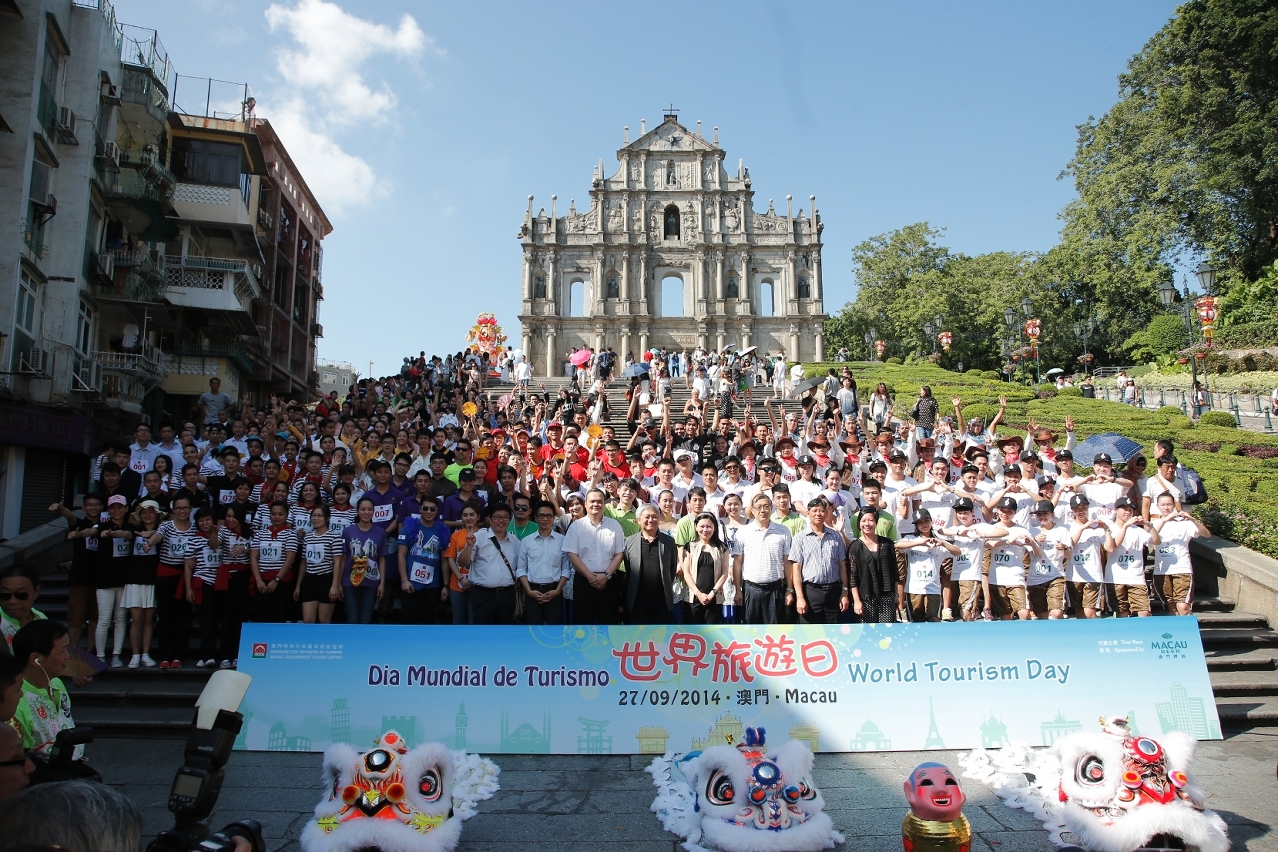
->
[804, 361, 1278, 559]
[1197, 411, 1238, 428]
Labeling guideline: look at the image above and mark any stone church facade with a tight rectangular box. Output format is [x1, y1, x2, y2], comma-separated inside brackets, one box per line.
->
[517, 114, 826, 376]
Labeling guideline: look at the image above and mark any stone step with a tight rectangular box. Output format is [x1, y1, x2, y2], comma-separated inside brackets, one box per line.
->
[73, 706, 198, 738]
[70, 689, 202, 708]
[1193, 597, 1236, 613]
[83, 665, 215, 683]
[1214, 696, 1278, 726]
[1205, 648, 1278, 672]
[1208, 670, 1278, 697]
[1196, 611, 1270, 630]
[1199, 628, 1278, 649]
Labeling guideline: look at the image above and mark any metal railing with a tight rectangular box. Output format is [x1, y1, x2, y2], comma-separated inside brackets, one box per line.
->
[71, 0, 122, 51]
[163, 255, 260, 310]
[118, 24, 174, 94]
[170, 76, 251, 121]
[121, 67, 168, 121]
[95, 343, 165, 386]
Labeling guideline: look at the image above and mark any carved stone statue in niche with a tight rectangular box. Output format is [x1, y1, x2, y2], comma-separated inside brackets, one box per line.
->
[724, 202, 740, 232]
[650, 204, 662, 237]
[666, 160, 677, 186]
[798, 275, 810, 298]
[606, 274, 619, 299]
[630, 164, 641, 184]
[608, 204, 623, 230]
[725, 275, 739, 299]
[534, 273, 546, 299]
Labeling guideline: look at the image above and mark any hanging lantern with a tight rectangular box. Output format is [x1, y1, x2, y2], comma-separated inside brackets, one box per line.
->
[1023, 318, 1042, 354]
[938, 331, 952, 352]
[1195, 296, 1218, 346]
[874, 339, 886, 358]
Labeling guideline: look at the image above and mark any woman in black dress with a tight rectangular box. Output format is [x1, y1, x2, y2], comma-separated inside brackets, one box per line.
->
[848, 509, 901, 623]
[680, 512, 731, 624]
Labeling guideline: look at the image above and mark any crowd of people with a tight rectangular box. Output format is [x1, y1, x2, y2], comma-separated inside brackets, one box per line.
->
[0, 349, 1214, 757]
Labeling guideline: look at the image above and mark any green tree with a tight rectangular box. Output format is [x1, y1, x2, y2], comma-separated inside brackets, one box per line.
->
[1064, 0, 1278, 288]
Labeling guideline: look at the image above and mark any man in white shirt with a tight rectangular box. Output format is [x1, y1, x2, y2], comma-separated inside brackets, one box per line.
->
[562, 489, 625, 624]
[127, 423, 158, 479]
[1104, 497, 1157, 617]
[515, 503, 570, 624]
[1080, 453, 1133, 522]
[733, 493, 793, 624]
[458, 504, 521, 625]
[1142, 455, 1185, 520]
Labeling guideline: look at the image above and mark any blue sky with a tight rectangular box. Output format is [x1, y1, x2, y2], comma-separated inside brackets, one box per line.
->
[112, 0, 1179, 376]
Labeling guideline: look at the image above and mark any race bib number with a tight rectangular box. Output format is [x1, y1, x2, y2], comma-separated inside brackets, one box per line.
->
[113, 538, 132, 558]
[203, 547, 221, 567]
[993, 550, 1013, 564]
[954, 552, 970, 565]
[1073, 550, 1093, 566]
[409, 559, 435, 586]
[305, 544, 326, 567]
[85, 536, 99, 552]
[329, 518, 348, 534]
[259, 540, 284, 563]
[1157, 545, 1175, 557]
[131, 458, 150, 473]
[219, 490, 235, 505]
[1118, 552, 1140, 565]
[913, 566, 935, 582]
[132, 538, 150, 556]
[168, 537, 188, 558]
[1033, 559, 1052, 576]
[371, 503, 394, 524]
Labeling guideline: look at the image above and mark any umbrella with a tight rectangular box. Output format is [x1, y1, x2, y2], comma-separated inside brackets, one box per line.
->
[570, 349, 592, 367]
[738, 345, 758, 356]
[621, 362, 650, 378]
[1070, 432, 1145, 466]
[791, 378, 821, 396]
[1045, 367, 1065, 376]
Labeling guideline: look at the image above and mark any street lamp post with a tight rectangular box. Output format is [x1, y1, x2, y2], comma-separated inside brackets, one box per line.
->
[1159, 272, 1214, 408]
[1072, 316, 1098, 377]
[923, 321, 936, 355]
[1021, 298, 1041, 385]
[864, 326, 879, 362]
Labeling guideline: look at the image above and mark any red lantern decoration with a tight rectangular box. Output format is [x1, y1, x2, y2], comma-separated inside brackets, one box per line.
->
[1195, 296, 1218, 346]
[938, 330, 952, 352]
[874, 339, 885, 358]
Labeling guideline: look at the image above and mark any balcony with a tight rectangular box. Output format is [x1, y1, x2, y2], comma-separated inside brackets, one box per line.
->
[173, 181, 251, 227]
[97, 342, 165, 416]
[106, 160, 176, 209]
[165, 344, 256, 376]
[120, 66, 168, 126]
[163, 254, 260, 313]
[97, 249, 166, 302]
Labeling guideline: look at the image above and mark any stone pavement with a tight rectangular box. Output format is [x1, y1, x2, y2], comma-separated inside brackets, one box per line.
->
[91, 730, 1278, 852]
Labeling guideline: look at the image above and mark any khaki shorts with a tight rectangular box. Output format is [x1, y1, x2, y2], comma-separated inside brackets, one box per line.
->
[907, 593, 941, 623]
[1027, 578, 1065, 615]
[989, 584, 1027, 618]
[1158, 574, 1194, 606]
[1108, 583, 1151, 616]
[957, 580, 984, 614]
[1069, 581, 1101, 612]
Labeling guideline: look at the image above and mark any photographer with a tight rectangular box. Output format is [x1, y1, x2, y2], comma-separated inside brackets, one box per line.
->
[0, 780, 141, 851]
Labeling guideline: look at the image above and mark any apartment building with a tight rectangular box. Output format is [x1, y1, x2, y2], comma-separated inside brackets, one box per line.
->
[0, 0, 330, 537]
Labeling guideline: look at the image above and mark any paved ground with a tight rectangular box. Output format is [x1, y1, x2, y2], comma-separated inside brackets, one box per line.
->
[91, 729, 1277, 852]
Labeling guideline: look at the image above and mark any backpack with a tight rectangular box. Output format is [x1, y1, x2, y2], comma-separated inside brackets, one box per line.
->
[1179, 466, 1208, 505]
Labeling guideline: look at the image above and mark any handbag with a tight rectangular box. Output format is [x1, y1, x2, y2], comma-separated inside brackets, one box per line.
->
[491, 536, 524, 620]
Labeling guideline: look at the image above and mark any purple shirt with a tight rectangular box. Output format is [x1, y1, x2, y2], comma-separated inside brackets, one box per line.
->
[340, 524, 387, 587]
[363, 487, 401, 554]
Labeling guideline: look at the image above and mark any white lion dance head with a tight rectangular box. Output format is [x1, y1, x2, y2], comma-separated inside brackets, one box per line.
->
[1053, 718, 1228, 852]
[301, 731, 463, 852]
[678, 726, 840, 852]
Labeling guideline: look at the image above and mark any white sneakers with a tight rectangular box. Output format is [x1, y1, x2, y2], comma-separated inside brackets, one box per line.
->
[141, 654, 157, 667]
[110, 656, 124, 668]
[128, 655, 141, 669]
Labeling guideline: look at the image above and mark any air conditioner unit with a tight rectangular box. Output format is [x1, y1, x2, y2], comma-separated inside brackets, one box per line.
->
[251, 263, 263, 279]
[312, 322, 324, 338]
[57, 107, 78, 144]
[101, 83, 122, 106]
[72, 357, 102, 393]
[97, 141, 121, 172]
[97, 251, 115, 281]
[19, 347, 51, 376]
[258, 208, 274, 230]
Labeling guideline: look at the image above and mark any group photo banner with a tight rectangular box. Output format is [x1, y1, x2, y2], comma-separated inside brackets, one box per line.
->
[235, 619, 1220, 755]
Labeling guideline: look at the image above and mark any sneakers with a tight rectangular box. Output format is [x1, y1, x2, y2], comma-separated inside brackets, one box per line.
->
[141, 654, 156, 667]
[110, 656, 124, 668]
[196, 659, 212, 668]
[940, 607, 954, 622]
[219, 660, 232, 669]
[170, 659, 183, 668]
[128, 655, 141, 669]
[159, 660, 171, 670]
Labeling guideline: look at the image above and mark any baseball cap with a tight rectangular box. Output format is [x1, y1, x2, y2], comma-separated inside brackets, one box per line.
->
[546, 422, 563, 431]
[888, 449, 907, 462]
[1093, 453, 1113, 465]
[137, 499, 162, 512]
[1019, 452, 1039, 465]
[642, 417, 656, 429]
[797, 454, 816, 467]
[1114, 497, 1136, 511]
[953, 497, 975, 512]
[1032, 499, 1055, 515]
[1056, 449, 1073, 461]
[913, 508, 932, 524]
[995, 496, 1017, 511]
[1069, 494, 1091, 509]
[458, 468, 477, 480]
[107, 494, 128, 507]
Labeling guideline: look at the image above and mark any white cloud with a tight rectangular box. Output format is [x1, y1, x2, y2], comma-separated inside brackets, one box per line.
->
[258, 0, 433, 215]
[265, 0, 433, 127]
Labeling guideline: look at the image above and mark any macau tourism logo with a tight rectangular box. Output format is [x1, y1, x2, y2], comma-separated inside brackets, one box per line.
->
[1150, 632, 1189, 661]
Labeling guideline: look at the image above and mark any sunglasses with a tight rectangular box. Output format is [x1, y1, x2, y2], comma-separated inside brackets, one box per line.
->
[0, 756, 31, 768]
[0, 591, 30, 601]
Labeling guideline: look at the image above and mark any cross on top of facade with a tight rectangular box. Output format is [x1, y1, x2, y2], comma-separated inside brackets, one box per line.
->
[663, 104, 679, 120]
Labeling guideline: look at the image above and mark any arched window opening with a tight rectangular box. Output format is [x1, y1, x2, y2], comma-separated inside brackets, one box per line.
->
[759, 280, 774, 317]
[569, 280, 586, 317]
[664, 204, 680, 240]
[659, 275, 684, 317]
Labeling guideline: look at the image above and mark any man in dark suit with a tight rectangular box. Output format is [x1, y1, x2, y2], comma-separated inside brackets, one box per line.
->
[622, 505, 679, 624]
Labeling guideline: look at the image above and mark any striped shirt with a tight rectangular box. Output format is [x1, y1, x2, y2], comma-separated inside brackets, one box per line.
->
[735, 522, 793, 584]
[300, 529, 342, 576]
[157, 520, 197, 568]
[252, 526, 298, 577]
